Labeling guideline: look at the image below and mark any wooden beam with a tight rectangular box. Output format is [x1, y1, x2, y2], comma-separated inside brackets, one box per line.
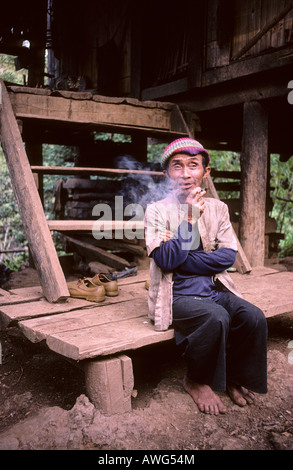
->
[203, 47, 293, 87]
[30, 165, 164, 177]
[8, 88, 189, 137]
[48, 220, 145, 232]
[0, 79, 69, 303]
[178, 71, 290, 113]
[142, 78, 189, 101]
[239, 101, 268, 266]
[63, 235, 132, 269]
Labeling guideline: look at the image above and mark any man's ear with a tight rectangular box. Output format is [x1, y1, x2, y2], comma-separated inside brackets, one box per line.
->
[203, 166, 211, 179]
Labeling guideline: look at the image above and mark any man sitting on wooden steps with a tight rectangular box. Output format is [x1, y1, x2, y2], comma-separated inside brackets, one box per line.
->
[144, 138, 268, 415]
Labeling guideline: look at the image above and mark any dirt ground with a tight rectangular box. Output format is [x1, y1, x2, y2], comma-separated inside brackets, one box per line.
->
[0, 260, 293, 451]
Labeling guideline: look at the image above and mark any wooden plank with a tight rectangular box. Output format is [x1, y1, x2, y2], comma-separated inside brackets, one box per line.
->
[0, 79, 69, 303]
[8, 86, 177, 110]
[239, 273, 293, 318]
[0, 285, 143, 327]
[0, 293, 44, 308]
[30, 165, 164, 178]
[19, 294, 148, 343]
[203, 47, 293, 87]
[0, 297, 95, 328]
[47, 220, 145, 232]
[84, 238, 146, 257]
[0, 288, 11, 297]
[5, 267, 292, 365]
[8, 89, 188, 136]
[19, 269, 293, 361]
[64, 235, 132, 269]
[46, 315, 175, 360]
[230, 269, 293, 317]
[232, 269, 293, 286]
[8, 286, 45, 297]
[7, 269, 149, 294]
[178, 74, 289, 113]
[230, 265, 280, 280]
[63, 178, 120, 190]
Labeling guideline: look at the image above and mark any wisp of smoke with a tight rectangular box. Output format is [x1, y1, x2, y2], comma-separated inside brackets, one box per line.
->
[114, 154, 172, 209]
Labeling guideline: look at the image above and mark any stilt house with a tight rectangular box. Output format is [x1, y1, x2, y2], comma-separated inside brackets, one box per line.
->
[1, 0, 293, 414]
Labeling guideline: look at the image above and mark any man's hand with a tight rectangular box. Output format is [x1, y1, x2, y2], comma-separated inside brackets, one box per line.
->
[185, 187, 206, 221]
[159, 230, 174, 242]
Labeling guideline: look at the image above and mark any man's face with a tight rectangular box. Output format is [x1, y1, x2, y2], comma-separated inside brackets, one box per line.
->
[164, 153, 210, 198]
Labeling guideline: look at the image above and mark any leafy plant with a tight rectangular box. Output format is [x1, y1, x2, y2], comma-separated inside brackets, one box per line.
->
[270, 154, 293, 256]
[0, 151, 28, 270]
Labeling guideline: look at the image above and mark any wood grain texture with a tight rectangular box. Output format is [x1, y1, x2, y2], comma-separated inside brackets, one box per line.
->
[0, 79, 69, 303]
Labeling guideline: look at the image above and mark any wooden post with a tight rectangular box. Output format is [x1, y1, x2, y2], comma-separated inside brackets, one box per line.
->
[0, 79, 69, 303]
[27, 0, 47, 88]
[239, 101, 268, 266]
[83, 355, 134, 414]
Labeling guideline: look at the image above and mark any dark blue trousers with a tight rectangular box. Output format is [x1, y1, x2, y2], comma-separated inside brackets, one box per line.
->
[172, 291, 268, 393]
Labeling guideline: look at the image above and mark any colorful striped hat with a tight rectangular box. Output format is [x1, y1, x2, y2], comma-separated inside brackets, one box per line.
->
[161, 138, 210, 169]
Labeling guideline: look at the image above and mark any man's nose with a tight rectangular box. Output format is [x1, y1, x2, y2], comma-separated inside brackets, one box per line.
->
[181, 166, 191, 177]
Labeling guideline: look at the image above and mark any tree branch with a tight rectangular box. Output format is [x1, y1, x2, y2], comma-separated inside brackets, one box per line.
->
[275, 195, 293, 203]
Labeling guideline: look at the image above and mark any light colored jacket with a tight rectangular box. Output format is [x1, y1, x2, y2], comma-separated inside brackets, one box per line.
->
[144, 193, 243, 331]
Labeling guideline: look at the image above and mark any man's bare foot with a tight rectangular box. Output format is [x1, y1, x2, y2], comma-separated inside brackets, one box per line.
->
[183, 375, 226, 415]
[226, 384, 255, 407]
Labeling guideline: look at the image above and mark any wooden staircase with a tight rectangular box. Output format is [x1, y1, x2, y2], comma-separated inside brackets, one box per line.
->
[0, 79, 251, 303]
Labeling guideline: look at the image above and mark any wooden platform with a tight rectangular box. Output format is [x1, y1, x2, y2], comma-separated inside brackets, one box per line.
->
[1, 266, 293, 414]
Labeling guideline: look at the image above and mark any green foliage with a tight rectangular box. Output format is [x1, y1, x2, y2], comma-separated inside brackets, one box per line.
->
[42, 143, 75, 218]
[147, 142, 166, 163]
[208, 150, 241, 171]
[92, 132, 131, 143]
[0, 150, 29, 270]
[270, 154, 293, 256]
[0, 53, 27, 84]
[0, 142, 75, 270]
[208, 150, 240, 200]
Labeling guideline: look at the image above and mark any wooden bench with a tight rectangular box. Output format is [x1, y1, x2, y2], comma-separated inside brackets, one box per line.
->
[1, 266, 293, 415]
[0, 270, 173, 414]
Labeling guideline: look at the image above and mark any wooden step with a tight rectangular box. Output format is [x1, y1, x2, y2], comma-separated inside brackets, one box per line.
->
[63, 234, 133, 269]
[48, 220, 145, 232]
[31, 165, 164, 178]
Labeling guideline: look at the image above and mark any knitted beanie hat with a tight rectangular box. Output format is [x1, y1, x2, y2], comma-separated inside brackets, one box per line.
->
[161, 138, 210, 169]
